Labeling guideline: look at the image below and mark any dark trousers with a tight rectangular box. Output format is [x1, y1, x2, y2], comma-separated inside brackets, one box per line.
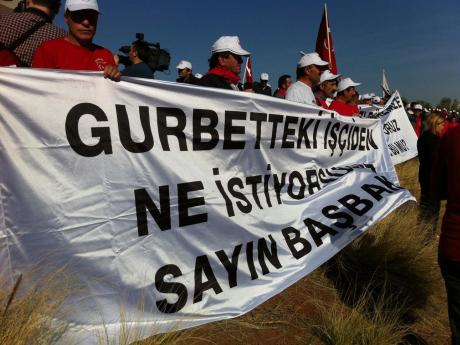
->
[439, 255, 460, 345]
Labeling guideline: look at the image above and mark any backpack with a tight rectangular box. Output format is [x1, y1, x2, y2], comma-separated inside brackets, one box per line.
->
[0, 19, 47, 67]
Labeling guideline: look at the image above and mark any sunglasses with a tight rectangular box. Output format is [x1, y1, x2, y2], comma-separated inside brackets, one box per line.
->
[68, 10, 98, 24]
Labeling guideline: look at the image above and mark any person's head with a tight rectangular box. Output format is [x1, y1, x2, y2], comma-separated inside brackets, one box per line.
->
[129, 40, 150, 65]
[278, 74, 292, 90]
[176, 60, 193, 78]
[26, 0, 61, 19]
[64, 0, 99, 47]
[260, 73, 269, 85]
[336, 77, 361, 103]
[425, 113, 446, 136]
[208, 36, 250, 74]
[296, 52, 329, 87]
[360, 94, 373, 105]
[318, 70, 340, 98]
[413, 104, 423, 116]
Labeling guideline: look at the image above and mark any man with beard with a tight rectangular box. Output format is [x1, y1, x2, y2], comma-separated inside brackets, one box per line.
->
[314, 69, 340, 109]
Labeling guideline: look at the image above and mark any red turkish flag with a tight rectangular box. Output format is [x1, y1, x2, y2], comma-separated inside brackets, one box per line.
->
[315, 5, 338, 74]
[244, 56, 253, 84]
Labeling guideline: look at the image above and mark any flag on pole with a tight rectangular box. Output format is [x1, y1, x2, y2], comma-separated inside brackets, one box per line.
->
[315, 4, 337, 74]
[382, 69, 391, 97]
[243, 56, 253, 84]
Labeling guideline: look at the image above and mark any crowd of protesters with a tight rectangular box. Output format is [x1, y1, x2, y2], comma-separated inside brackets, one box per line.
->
[2, 0, 460, 343]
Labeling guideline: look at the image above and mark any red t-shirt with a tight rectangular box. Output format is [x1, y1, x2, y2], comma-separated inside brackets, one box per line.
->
[433, 125, 460, 261]
[328, 99, 359, 116]
[32, 38, 115, 71]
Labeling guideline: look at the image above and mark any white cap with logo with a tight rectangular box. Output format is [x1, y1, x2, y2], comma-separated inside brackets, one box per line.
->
[211, 36, 250, 56]
[320, 70, 341, 84]
[194, 73, 203, 79]
[297, 52, 329, 68]
[65, 0, 99, 12]
[337, 77, 361, 92]
[176, 60, 192, 70]
[413, 104, 423, 110]
[260, 73, 269, 81]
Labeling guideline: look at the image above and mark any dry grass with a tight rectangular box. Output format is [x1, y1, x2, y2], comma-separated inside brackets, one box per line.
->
[0, 270, 75, 345]
[311, 289, 409, 345]
[0, 158, 451, 344]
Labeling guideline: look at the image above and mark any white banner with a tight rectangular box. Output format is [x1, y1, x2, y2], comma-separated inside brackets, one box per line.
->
[0, 68, 414, 344]
[360, 91, 418, 165]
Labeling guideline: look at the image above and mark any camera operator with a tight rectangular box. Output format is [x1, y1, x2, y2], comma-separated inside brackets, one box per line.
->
[121, 40, 154, 79]
[0, 0, 66, 66]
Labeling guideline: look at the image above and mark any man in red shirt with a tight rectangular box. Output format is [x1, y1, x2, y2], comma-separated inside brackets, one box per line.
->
[32, 0, 120, 80]
[432, 125, 460, 345]
[328, 77, 361, 116]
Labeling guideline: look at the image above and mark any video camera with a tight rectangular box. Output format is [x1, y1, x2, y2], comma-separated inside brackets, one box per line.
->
[118, 33, 170, 73]
[14, 0, 27, 12]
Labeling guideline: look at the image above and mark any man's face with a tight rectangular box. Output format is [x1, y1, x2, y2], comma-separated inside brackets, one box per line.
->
[178, 68, 191, 78]
[128, 45, 137, 62]
[219, 53, 243, 74]
[306, 65, 324, 86]
[343, 86, 357, 102]
[65, 10, 98, 44]
[320, 80, 337, 98]
[284, 77, 292, 90]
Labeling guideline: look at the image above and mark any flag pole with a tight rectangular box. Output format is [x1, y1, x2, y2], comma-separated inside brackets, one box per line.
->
[242, 57, 248, 84]
[324, 3, 332, 69]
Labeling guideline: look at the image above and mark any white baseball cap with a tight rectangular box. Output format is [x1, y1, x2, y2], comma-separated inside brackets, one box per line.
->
[194, 73, 203, 79]
[211, 36, 250, 56]
[337, 77, 361, 92]
[65, 0, 99, 12]
[320, 70, 341, 84]
[260, 73, 269, 81]
[297, 52, 329, 68]
[373, 96, 381, 103]
[176, 60, 192, 70]
[361, 93, 373, 100]
[413, 104, 423, 110]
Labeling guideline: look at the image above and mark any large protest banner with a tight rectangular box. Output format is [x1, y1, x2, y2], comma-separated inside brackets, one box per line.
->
[360, 91, 418, 165]
[0, 68, 414, 344]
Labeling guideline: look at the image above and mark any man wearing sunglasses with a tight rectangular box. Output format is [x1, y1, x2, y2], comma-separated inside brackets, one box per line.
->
[198, 36, 250, 91]
[32, 0, 120, 81]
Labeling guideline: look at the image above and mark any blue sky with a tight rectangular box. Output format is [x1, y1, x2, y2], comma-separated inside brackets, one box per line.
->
[55, 0, 460, 105]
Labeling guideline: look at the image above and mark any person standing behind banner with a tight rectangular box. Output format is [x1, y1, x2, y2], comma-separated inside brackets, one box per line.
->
[176, 60, 198, 84]
[273, 74, 292, 99]
[197, 36, 250, 91]
[432, 124, 460, 345]
[412, 104, 424, 137]
[0, 0, 66, 67]
[253, 73, 272, 96]
[417, 113, 445, 233]
[286, 52, 329, 106]
[314, 69, 340, 109]
[32, 0, 120, 81]
[120, 40, 154, 79]
[328, 77, 361, 116]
